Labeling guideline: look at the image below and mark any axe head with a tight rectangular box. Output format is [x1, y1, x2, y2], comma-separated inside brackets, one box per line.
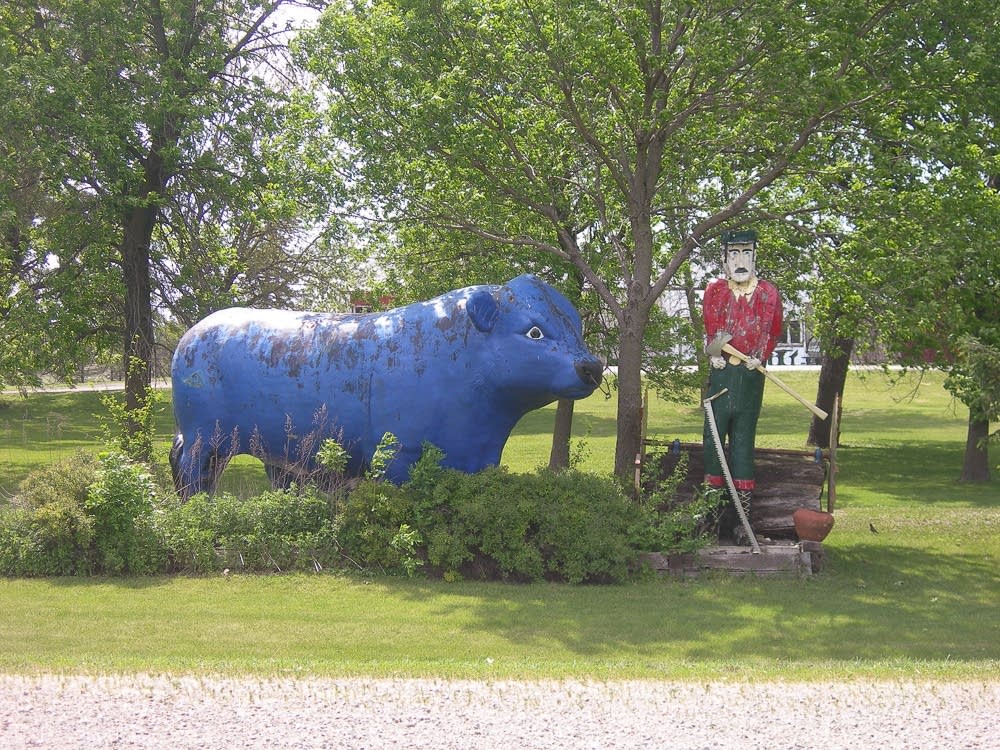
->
[706, 331, 734, 358]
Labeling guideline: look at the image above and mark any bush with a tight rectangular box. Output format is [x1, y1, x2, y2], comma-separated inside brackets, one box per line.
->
[28, 499, 96, 575]
[0, 440, 707, 583]
[0, 451, 165, 576]
[333, 478, 424, 575]
[159, 486, 340, 574]
[337, 446, 646, 583]
[0, 502, 95, 576]
[447, 467, 641, 583]
[0, 508, 36, 575]
[528, 469, 640, 583]
[84, 452, 167, 574]
[2, 451, 99, 575]
[635, 451, 726, 555]
[12, 451, 99, 510]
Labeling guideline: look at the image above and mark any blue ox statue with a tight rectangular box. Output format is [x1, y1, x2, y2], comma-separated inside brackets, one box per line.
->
[169, 274, 603, 497]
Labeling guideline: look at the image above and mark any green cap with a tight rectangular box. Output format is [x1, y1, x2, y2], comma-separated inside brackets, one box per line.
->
[721, 229, 758, 246]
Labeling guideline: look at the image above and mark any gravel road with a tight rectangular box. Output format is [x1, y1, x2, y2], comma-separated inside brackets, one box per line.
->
[1, 674, 997, 749]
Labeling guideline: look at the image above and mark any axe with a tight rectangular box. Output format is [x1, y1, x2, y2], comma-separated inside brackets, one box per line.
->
[707, 333, 829, 420]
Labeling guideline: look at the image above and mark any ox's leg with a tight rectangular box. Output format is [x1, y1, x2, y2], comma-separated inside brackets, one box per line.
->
[170, 431, 224, 499]
[265, 463, 296, 491]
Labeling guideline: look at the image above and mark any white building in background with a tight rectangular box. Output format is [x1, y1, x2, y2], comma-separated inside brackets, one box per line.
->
[770, 317, 821, 366]
[656, 287, 821, 367]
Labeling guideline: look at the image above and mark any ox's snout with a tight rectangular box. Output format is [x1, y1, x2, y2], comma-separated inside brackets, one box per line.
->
[575, 358, 604, 388]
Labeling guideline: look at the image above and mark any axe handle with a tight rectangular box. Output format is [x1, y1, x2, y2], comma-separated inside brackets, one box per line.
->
[721, 343, 829, 420]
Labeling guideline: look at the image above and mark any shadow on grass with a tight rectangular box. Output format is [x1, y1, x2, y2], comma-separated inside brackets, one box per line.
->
[389, 541, 998, 666]
[45, 575, 173, 590]
[10, 536, 994, 676]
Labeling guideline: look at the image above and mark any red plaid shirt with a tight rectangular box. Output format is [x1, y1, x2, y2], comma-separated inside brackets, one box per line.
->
[703, 277, 783, 361]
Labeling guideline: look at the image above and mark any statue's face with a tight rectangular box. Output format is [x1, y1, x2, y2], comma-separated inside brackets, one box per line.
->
[723, 242, 756, 283]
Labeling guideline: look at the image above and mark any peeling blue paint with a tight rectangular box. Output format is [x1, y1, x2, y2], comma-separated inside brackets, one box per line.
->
[169, 275, 603, 497]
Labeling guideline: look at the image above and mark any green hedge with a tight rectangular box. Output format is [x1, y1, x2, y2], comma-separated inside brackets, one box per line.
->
[1, 446, 716, 582]
[1, 451, 163, 575]
[159, 489, 339, 574]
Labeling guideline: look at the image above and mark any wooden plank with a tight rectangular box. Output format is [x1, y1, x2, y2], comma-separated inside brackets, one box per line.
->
[673, 546, 810, 575]
[799, 540, 826, 573]
[640, 542, 819, 577]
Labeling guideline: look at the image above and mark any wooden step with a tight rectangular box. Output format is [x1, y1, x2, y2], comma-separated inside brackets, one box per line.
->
[641, 540, 825, 576]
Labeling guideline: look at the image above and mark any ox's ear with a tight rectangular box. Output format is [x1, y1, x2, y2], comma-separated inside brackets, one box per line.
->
[467, 290, 499, 333]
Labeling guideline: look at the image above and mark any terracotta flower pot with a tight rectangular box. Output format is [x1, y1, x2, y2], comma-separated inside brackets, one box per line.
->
[793, 508, 835, 542]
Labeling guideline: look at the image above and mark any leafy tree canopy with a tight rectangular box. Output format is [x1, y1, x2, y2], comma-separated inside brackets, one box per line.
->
[299, 0, 963, 478]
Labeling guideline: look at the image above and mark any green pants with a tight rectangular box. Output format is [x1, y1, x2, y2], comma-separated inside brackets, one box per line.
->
[703, 363, 765, 490]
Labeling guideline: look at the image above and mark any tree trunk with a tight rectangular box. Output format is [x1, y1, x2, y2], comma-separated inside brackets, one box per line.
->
[614, 310, 648, 483]
[549, 270, 587, 471]
[119, 145, 166, 461]
[960, 410, 991, 481]
[807, 337, 854, 448]
[121, 204, 156, 460]
[548, 399, 574, 470]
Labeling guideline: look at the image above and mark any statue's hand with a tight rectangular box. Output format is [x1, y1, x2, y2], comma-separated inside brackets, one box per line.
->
[710, 355, 727, 369]
[744, 356, 762, 371]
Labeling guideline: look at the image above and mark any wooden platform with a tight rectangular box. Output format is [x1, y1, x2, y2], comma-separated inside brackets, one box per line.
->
[641, 540, 826, 577]
[645, 441, 828, 539]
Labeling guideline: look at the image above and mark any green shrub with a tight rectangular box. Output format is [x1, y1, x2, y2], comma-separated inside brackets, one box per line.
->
[527, 469, 640, 583]
[85, 452, 167, 574]
[0, 502, 95, 576]
[156, 494, 218, 573]
[344, 447, 646, 583]
[333, 478, 423, 575]
[218, 487, 339, 573]
[98, 358, 162, 461]
[12, 451, 99, 510]
[639, 485, 726, 555]
[0, 439, 705, 582]
[400, 446, 475, 574]
[159, 487, 340, 574]
[1, 450, 169, 576]
[27, 498, 95, 575]
[1, 451, 99, 575]
[442, 469, 547, 581]
[449, 467, 641, 583]
[635, 451, 725, 555]
[0, 508, 34, 575]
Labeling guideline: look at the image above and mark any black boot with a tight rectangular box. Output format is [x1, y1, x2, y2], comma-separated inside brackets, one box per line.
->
[730, 491, 753, 546]
[716, 499, 740, 543]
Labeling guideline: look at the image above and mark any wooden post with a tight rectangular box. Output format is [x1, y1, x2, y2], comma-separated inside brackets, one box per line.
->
[827, 394, 840, 513]
[634, 385, 650, 497]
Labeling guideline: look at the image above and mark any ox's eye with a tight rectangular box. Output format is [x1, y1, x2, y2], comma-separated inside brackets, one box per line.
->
[526, 326, 545, 340]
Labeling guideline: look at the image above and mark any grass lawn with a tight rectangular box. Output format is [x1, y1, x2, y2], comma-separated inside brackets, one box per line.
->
[1, 370, 998, 680]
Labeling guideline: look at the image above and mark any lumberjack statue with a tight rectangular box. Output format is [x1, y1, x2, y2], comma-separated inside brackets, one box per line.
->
[702, 229, 783, 545]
